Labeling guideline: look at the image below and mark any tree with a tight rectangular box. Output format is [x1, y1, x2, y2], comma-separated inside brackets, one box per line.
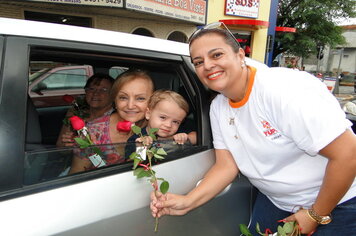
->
[273, 0, 355, 60]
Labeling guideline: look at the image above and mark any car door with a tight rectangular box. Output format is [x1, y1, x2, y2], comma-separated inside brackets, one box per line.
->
[0, 34, 254, 236]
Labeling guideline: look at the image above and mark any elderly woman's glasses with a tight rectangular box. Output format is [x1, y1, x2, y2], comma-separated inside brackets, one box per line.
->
[85, 87, 110, 94]
[188, 22, 241, 48]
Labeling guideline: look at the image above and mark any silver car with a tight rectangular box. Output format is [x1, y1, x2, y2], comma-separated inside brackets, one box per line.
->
[0, 17, 254, 236]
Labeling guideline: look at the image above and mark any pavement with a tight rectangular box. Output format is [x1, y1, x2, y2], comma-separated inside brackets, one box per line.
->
[334, 93, 356, 102]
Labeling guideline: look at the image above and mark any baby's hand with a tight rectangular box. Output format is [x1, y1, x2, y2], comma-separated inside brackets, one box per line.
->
[173, 133, 188, 145]
[136, 136, 154, 146]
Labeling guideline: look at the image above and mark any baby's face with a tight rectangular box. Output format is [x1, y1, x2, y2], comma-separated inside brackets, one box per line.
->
[146, 100, 186, 138]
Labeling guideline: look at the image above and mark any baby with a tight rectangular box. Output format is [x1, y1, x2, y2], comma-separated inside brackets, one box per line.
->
[128, 89, 196, 145]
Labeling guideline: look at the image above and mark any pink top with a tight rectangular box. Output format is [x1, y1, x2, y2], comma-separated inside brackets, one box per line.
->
[75, 113, 126, 168]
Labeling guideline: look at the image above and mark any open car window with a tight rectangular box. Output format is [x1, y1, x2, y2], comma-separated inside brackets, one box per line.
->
[24, 44, 203, 186]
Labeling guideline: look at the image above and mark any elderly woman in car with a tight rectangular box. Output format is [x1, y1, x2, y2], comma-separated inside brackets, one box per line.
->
[56, 73, 115, 147]
[69, 70, 155, 174]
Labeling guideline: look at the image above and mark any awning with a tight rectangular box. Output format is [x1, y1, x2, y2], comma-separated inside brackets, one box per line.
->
[220, 19, 269, 30]
[275, 27, 296, 33]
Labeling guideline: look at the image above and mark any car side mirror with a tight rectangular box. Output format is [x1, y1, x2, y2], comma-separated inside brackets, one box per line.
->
[32, 82, 47, 95]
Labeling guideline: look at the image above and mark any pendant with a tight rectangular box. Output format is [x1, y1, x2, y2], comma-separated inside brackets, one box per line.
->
[229, 118, 235, 125]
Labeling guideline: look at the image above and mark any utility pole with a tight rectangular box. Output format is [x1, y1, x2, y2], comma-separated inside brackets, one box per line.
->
[333, 48, 344, 94]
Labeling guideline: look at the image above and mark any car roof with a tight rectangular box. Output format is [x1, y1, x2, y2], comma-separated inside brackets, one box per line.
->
[0, 17, 190, 56]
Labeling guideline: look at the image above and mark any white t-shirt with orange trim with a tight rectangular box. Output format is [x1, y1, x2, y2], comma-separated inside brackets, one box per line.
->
[210, 62, 356, 212]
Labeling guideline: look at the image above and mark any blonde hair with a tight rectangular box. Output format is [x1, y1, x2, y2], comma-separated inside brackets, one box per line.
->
[111, 70, 154, 130]
[110, 69, 154, 101]
[148, 90, 189, 115]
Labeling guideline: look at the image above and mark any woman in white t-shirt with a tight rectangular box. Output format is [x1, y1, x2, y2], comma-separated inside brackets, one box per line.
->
[150, 23, 356, 235]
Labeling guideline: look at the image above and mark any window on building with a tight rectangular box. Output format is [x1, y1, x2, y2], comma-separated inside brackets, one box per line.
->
[167, 31, 187, 43]
[132, 28, 154, 37]
[24, 11, 92, 27]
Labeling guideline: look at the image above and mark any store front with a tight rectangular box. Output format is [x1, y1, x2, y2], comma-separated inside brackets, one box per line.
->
[0, 0, 207, 43]
[206, 0, 273, 63]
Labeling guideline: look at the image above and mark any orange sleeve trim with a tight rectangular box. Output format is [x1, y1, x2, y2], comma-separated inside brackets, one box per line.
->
[229, 66, 256, 108]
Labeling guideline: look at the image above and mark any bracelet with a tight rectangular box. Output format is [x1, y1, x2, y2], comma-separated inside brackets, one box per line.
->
[307, 206, 332, 225]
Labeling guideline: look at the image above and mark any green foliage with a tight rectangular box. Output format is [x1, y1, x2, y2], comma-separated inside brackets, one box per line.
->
[63, 96, 89, 126]
[160, 181, 169, 194]
[132, 125, 141, 135]
[240, 224, 252, 236]
[239, 221, 300, 236]
[274, 0, 355, 59]
[129, 127, 169, 192]
[74, 137, 90, 148]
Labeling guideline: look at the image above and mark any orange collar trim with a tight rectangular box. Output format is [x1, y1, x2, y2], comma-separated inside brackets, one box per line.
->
[229, 66, 256, 108]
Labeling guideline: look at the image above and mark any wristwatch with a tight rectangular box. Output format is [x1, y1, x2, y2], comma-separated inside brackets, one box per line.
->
[307, 206, 332, 225]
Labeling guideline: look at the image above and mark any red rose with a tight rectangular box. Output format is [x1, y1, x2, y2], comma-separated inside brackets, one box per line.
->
[69, 116, 85, 131]
[116, 120, 132, 132]
[63, 94, 75, 103]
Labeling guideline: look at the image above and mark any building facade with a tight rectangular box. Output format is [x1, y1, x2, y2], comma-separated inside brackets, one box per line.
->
[0, 0, 207, 42]
[206, 0, 278, 63]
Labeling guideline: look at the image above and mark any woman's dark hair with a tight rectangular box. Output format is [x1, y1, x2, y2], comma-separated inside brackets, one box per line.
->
[189, 28, 240, 53]
[84, 73, 115, 89]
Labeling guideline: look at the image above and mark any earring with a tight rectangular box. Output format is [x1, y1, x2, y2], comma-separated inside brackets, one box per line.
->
[241, 60, 246, 68]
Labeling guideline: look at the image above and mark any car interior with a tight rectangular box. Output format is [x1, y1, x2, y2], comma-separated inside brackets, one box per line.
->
[24, 46, 202, 185]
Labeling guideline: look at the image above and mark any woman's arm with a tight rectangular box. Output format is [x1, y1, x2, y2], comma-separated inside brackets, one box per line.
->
[68, 155, 92, 174]
[286, 129, 356, 233]
[151, 148, 239, 217]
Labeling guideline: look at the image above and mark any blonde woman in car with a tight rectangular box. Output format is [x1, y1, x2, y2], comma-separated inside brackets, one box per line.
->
[69, 70, 154, 174]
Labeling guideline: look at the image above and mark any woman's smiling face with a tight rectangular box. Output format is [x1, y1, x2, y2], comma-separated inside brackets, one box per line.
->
[189, 33, 245, 96]
[115, 77, 153, 123]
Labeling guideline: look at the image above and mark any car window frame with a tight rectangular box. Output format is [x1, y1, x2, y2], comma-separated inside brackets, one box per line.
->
[0, 35, 211, 201]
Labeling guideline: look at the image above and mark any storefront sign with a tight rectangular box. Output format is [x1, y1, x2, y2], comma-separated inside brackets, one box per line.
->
[126, 0, 206, 24]
[26, 0, 123, 8]
[225, 0, 260, 19]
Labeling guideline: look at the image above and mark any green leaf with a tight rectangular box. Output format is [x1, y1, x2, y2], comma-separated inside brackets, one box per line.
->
[148, 128, 158, 135]
[92, 147, 103, 156]
[156, 147, 167, 155]
[131, 125, 141, 135]
[137, 170, 152, 178]
[160, 181, 169, 194]
[154, 154, 165, 160]
[133, 158, 141, 169]
[149, 134, 157, 141]
[239, 224, 252, 236]
[133, 167, 144, 177]
[129, 152, 138, 160]
[74, 137, 90, 148]
[283, 222, 294, 234]
[277, 225, 286, 236]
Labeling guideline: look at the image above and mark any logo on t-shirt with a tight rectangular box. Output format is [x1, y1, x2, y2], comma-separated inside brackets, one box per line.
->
[261, 120, 281, 140]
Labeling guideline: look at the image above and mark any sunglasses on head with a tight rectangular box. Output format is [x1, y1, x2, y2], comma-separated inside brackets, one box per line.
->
[188, 21, 241, 48]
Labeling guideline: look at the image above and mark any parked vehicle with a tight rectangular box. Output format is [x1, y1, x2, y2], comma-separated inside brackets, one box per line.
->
[0, 18, 254, 235]
[29, 65, 93, 107]
[29, 65, 127, 107]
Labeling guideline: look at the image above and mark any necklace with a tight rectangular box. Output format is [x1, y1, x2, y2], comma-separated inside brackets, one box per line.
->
[228, 106, 239, 139]
[228, 67, 250, 139]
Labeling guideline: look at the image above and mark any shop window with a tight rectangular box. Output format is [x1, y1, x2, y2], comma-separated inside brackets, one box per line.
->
[167, 31, 187, 43]
[24, 11, 92, 27]
[234, 31, 252, 57]
[132, 28, 154, 37]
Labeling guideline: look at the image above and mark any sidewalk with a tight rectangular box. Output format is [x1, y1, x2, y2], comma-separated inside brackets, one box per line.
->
[334, 93, 356, 101]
